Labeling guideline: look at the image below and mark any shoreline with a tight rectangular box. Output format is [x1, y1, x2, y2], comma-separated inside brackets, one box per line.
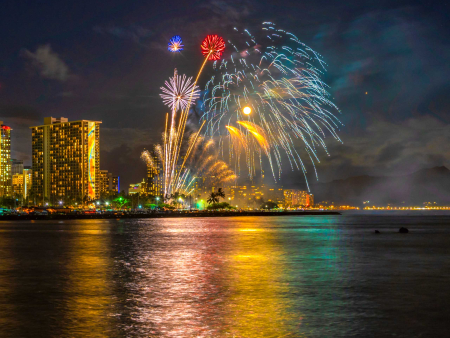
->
[0, 210, 340, 221]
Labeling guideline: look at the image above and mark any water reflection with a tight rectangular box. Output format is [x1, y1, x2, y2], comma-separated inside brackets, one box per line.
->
[120, 219, 227, 337]
[119, 218, 308, 337]
[61, 226, 116, 337]
[2, 216, 450, 337]
[115, 217, 348, 337]
[0, 230, 17, 333]
[224, 219, 296, 337]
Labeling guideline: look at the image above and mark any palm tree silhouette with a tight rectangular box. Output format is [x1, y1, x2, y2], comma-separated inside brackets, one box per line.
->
[207, 192, 219, 205]
[207, 188, 225, 205]
[216, 188, 225, 199]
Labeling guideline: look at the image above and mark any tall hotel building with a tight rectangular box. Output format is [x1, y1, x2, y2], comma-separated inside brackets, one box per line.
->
[144, 150, 162, 196]
[0, 121, 12, 197]
[31, 117, 101, 203]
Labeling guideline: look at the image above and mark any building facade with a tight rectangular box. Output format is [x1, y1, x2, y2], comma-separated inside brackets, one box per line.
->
[12, 168, 32, 200]
[0, 122, 12, 197]
[267, 187, 285, 206]
[12, 159, 24, 176]
[144, 150, 162, 196]
[98, 170, 119, 197]
[284, 189, 314, 208]
[129, 180, 145, 195]
[112, 176, 119, 194]
[31, 117, 101, 204]
[221, 185, 268, 209]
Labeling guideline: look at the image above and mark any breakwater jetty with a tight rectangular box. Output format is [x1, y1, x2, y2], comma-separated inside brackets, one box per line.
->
[0, 210, 340, 221]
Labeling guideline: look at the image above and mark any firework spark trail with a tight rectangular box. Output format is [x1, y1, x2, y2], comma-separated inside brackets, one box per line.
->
[236, 120, 275, 177]
[141, 136, 235, 197]
[202, 23, 343, 186]
[175, 35, 226, 165]
[172, 120, 206, 187]
[143, 60, 233, 197]
[155, 68, 203, 197]
[141, 150, 156, 170]
[161, 69, 200, 190]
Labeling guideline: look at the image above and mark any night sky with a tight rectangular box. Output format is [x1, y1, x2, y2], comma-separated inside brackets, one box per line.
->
[1, 0, 449, 190]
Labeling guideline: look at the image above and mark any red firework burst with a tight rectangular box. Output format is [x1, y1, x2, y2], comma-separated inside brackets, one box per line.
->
[201, 35, 225, 61]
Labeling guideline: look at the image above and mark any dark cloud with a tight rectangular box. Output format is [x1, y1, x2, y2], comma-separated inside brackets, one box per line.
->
[93, 25, 154, 45]
[201, 0, 252, 21]
[21, 44, 71, 82]
[310, 115, 450, 182]
[101, 127, 160, 152]
[316, 7, 450, 124]
[0, 105, 42, 165]
[101, 144, 147, 191]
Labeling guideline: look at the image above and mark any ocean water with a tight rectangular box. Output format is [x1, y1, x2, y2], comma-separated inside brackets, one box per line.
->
[0, 215, 449, 337]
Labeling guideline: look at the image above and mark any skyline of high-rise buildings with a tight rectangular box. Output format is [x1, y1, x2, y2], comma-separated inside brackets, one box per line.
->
[2, 117, 314, 208]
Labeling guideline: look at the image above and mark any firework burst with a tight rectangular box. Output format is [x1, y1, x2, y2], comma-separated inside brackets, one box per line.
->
[160, 69, 200, 112]
[201, 35, 226, 60]
[201, 23, 343, 188]
[168, 35, 184, 52]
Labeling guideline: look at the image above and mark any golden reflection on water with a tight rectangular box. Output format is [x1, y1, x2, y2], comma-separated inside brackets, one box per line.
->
[62, 226, 115, 337]
[224, 219, 298, 337]
[122, 218, 301, 337]
[0, 232, 16, 331]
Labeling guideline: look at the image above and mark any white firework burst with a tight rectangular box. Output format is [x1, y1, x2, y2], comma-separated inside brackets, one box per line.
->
[160, 69, 201, 112]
